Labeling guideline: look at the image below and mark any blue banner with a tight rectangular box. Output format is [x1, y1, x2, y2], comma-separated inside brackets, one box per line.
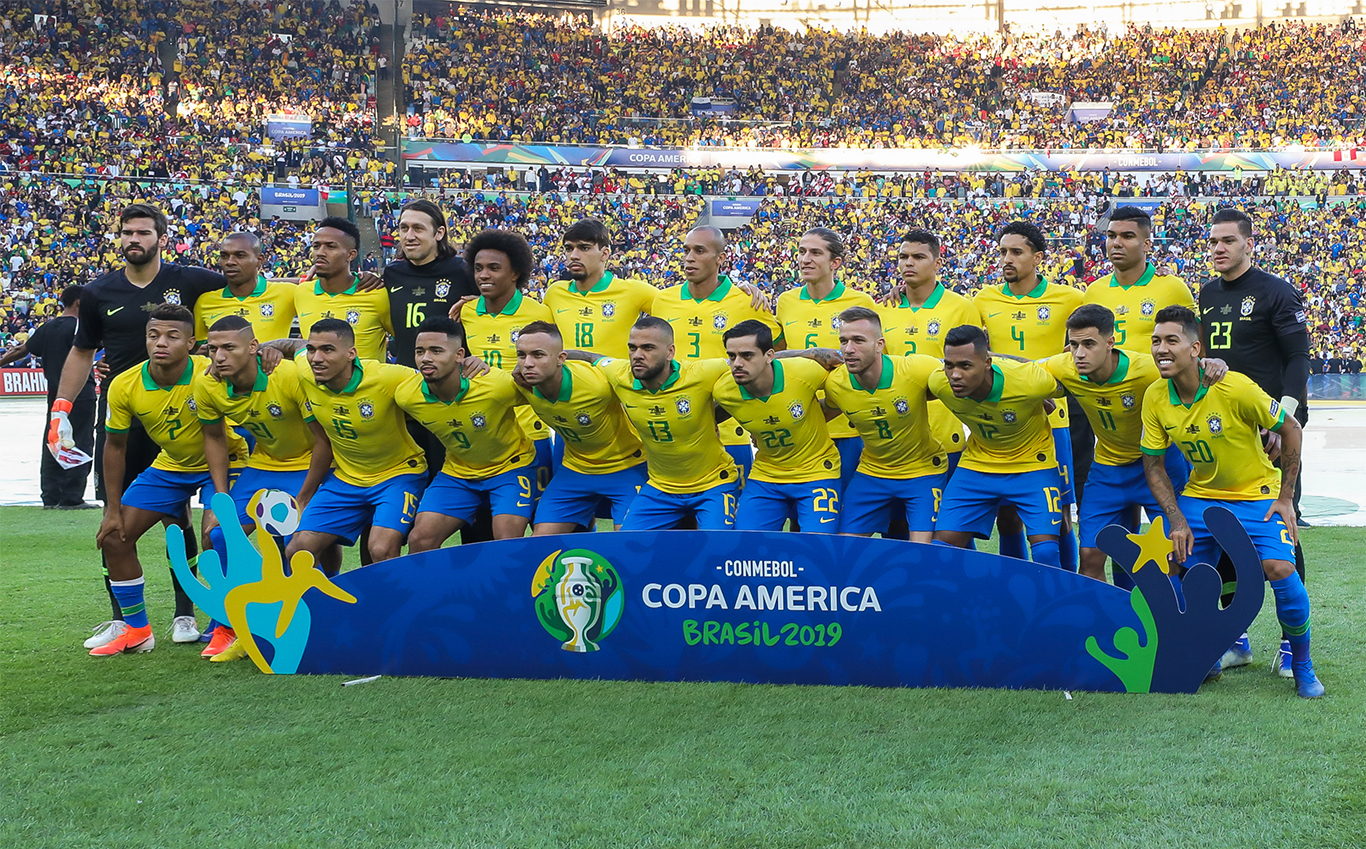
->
[260, 187, 320, 206]
[265, 115, 312, 141]
[710, 198, 763, 217]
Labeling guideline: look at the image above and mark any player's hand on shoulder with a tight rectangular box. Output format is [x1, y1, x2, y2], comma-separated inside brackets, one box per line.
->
[877, 281, 905, 306]
[1199, 357, 1228, 385]
[355, 271, 384, 292]
[449, 295, 478, 320]
[736, 281, 772, 313]
[259, 345, 284, 375]
[461, 355, 491, 378]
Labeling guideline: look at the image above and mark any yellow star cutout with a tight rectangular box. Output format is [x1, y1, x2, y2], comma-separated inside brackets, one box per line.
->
[1126, 516, 1174, 575]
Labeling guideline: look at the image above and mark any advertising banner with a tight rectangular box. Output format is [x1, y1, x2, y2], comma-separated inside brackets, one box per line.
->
[265, 113, 312, 141]
[709, 198, 764, 217]
[0, 368, 47, 396]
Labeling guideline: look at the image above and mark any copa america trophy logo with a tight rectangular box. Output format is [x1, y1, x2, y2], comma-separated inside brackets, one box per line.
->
[531, 549, 623, 653]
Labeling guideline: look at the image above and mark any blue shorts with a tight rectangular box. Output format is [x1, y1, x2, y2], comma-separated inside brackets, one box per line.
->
[839, 471, 947, 535]
[550, 436, 614, 521]
[1078, 448, 1191, 548]
[622, 480, 741, 531]
[531, 438, 553, 499]
[229, 467, 310, 528]
[535, 463, 646, 528]
[123, 466, 232, 517]
[725, 444, 754, 489]
[296, 471, 427, 545]
[736, 478, 841, 533]
[1180, 496, 1295, 568]
[937, 467, 1064, 539]
[946, 450, 962, 478]
[418, 464, 537, 524]
[1053, 426, 1076, 506]
[835, 436, 862, 492]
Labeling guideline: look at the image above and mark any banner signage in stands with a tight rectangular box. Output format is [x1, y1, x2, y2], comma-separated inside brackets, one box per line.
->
[265, 114, 312, 141]
[0, 368, 48, 397]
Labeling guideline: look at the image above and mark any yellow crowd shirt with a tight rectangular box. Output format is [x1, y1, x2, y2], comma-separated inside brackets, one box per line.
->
[975, 278, 1083, 430]
[394, 369, 534, 480]
[518, 360, 645, 475]
[194, 357, 314, 471]
[193, 277, 298, 344]
[1083, 264, 1195, 350]
[543, 271, 657, 357]
[775, 280, 876, 440]
[462, 290, 554, 443]
[1040, 350, 1162, 467]
[294, 277, 393, 362]
[929, 359, 1059, 474]
[712, 357, 840, 484]
[824, 354, 947, 479]
[105, 355, 248, 473]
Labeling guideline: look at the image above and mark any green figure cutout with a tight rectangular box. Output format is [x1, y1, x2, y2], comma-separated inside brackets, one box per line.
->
[1086, 587, 1158, 694]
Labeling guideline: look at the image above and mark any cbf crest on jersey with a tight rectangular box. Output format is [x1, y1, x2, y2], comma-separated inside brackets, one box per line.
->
[164, 289, 182, 306]
[472, 414, 488, 429]
[1002, 410, 1017, 424]
[894, 398, 911, 415]
[1240, 296, 1256, 317]
[926, 319, 941, 336]
[601, 303, 617, 318]
[576, 413, 592, 426]
[186, 397, 198, 413]
[1036, 306, 1051, 321]
[712, 313, 728, 330]
[1121, 393, 1136, 410]
[1141, 300, 1156, 317]
[260, 303, 275, 318]
[435, 280, 451, 299]
[267, 403, 285, 419]
[788, 401, 805, 419]
[359, 401, 376, 419]
[1207, 414, 1223, 434]
[676, 398, 691, 415]
[345, 309, 361, 325]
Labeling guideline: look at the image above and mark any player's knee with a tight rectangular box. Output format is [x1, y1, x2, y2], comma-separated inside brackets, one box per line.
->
[407, 530, 439, 553]
[1263, 559, 1295, 581]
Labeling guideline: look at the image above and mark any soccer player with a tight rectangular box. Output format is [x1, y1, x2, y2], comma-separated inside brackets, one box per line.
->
[1199, 207, 1313, 676]
[195, 315, 335, 654]
[383, 199, 477, 369]
[1141, 306, 1322, 698]
[975, 221, 1084, 568]
[294, 218, 393, 363]
[285, 319, 428, 566]
[714, 319, 844, 532]
[823, 307, 947, 541]
[543, 219, 659, 357]
[396, 317, 538, 550]
[875, 229, 979, 466]
[567, 316, 741, 530]
[775, 228, 876, 491]
[930, 326, 1065, 569]
[459, 229, 555, 498]
[651, 225, 784, 484]
[92, 304, 248, 656]
[1082, 206, 1195, 350]
[49, 204, 224, 648]
[193, 233, 297, 345]
[514, 321, 647, 534]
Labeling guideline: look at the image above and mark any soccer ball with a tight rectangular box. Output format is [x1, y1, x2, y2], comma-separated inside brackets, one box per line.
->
[247, 489, 300, 537]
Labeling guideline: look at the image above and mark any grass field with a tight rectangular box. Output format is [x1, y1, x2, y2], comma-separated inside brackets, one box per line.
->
[2, 507, 1363, 848]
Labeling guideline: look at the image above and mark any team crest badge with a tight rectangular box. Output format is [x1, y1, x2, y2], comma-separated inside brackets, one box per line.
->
[1207, 414, 1223, 434]
[260, 303, 275, 318]
[576, 413, 592, 426]
[267, 403, 284, 419]
[1141, 300, 1156, 317]
[894, 398, 910, 415]
[164, 289, 182, 305]
[1036, 306, 1051, 321]
[676, 398, 691, 415]
[359, 402, 375, 420]
[1240, 296, 1256, 317]
[1003, 410, 1017, 424]
[186, 398, 197, 413]
[510, 329, 521, 343]
[345, 310, 361, 325]
[789, 401, 805, 420]
[926, 319, 941, 336]
[831, 316, 842, 330]
[713, 313, 728, 330]
[472, 414, 487, 429]
[1121, 394, 1136, 410]
[602, 303, 616, 318]
[435, 281, 450, 299]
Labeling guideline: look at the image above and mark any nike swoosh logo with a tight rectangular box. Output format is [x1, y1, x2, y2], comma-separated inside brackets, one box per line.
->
[820, 517, 836, 524]
[516, 502, 531, 508]
[1051, 518, 1062, 525]
[1163, 425, 1176, 431]
[389, 286, 404, 292]
[106, 307, 124, 316]
[1202, 307, 1216, 314]
[987, 312, 1001, 318]
[136, 410, 153, 417]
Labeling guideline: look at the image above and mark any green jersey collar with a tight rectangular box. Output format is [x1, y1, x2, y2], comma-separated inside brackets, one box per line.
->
[634, 359, 681, 392]
[1003, 276, 1049, 300]
[226, 360, 270, 398]
[681, 274, 734, 303]
[1081, 349, 1131, 386]
[984, 363, 1005, 403]
[140, 359, 195, 391]
[739, 359, 785, 401]
[420, 374, 470, 404]
[475, 290, 524, 317]
[314, 275, 359, 296]
[569, 270, 614, 295]
[850, 355, 895, 392]
[899, 282, 945, 312]
[1167, 371, 1209, 408]
[1111, 263, 1156, 289]
[323, 359, 365, 395]
[222, 275, 269, 301]
[535, 364, 574, 403]
[799, 280, 847, 302]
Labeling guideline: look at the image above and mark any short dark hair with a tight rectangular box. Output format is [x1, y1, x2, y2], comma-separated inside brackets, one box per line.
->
[900, 229, 941, 257]
[838, 306, 882, 330]
[1108, 206, 1152, 233]
[722, 318, 774, 352]
[1153, 305, 1200, 341]
[317, 216, 361, 250]
[415, 316, 464, 349]
[148, 303, 193, 329]
[802, 227, 845, 260]
[1211, 207, 1253, 238]
[518, 320, 562, 345]
[998, 220, 1047, 254]
[1066, 304, 1116, 337]
[309, 317, 356, 345]
[222, 231, 263, 253]
[562, 219, 611, 249]
[59, 285, 83, 309]
[464, 229, 535, 289]
[119, 203, 167, 239]
[208, 314, 254, 334]
[944, 324, 988, 355]
[399, 199, 456, 259]
[632, 315, 674, 339]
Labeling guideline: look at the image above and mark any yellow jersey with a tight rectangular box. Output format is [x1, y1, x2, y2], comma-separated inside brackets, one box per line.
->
[518, 360, 645, 475]
[713, 357, 840, 484]
[462, 289, 554, 443]
[193, 277, 298, 344]
[543, 271, 657, 356]
[193, 358, 314, 471]
[929, 359, 1059, 474]
[824, 354, 946, 479]
[105, 355, 248, 473]
[651, 275, 782, 447]
[1083, 264, 1195, 351]
[596, 357, 737, 494]
[394, 369, 534, 480]
[876, 282, 979, 455]
[1140, 371, 1286, 500]
[1040, 350, 1161, 467]
[294, 355, 426, 486]
[775, 280, 876, 440]
[975, 278, 1083, 430]
[294, 276, 393, 362]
